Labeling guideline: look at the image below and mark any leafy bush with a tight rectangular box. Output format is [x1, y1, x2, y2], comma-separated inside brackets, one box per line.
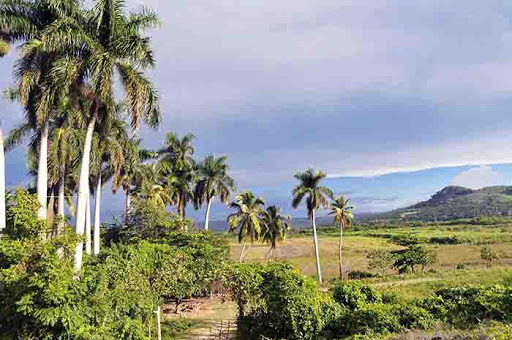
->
[421, 285, 512, 327]
[342, 303, 401, 336]
[393, 245, 437, 273]
[348, 270, 376, 280]
[235, 263, 324, 340]
[367, 249, 394, 274]
[481, 246, 502, 268]
[331, 281, 381, 311]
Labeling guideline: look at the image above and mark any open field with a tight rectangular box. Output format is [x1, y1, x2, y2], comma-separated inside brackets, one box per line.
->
[229, 224, 512, 281]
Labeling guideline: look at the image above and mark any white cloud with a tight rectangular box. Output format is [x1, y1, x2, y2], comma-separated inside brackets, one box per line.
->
[451, 165, 504, 189]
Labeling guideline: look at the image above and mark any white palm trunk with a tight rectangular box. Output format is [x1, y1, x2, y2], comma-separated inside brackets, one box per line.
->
[311, 209, 323, 283]
[93, 175, 101, 255]
[74, 117, 96, 272]
[57, 170, 65, 218]
[204, 198, 212, 231]
[85, 191, 92, 254]
[37, 121, 48, 220]
[0, 128, 5, 231]
[339, 220, 344, 280]
[125, 190, 131, 216]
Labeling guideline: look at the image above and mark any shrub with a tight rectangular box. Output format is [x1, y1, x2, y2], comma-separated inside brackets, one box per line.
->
[393, 245, 437, 273]
[393, 304, 434, 330]
[348, 270, 376, 280]
[343, 303, 401, 335]
[456, 263, 468, 270]
[331, 281, 381, 311]
[238, 263, 324, 340]
[224, 263, 264, 319]
[481, 246, 502, 268]
[367, 249, 394, 274]
[390, 234, 422, 246]
[421, 285, 512, 327]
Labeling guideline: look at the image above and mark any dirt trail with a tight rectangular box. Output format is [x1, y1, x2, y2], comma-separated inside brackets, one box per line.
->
[372, 277, 441, 287]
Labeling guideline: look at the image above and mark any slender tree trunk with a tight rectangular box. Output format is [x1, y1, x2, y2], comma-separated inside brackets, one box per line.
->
[57, 169, 65, 218]
[156, 306, 162, 340]
[204, 198, 212, 230]
[239, 241, 247, 262]
[0, 128, 5, 231]
[74, 116, 96, 272]
[125, 189, 131, 216]
[93, 175, 101, 255]
[339, 220, 344, 280]
[85, 190, 92, 255]
[37, 121, 48, 220]
[268, 247, 274, 261]
[312, 209, 323, 283]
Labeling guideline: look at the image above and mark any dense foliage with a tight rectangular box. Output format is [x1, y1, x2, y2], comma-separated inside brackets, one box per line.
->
[0, 190, 229, 339]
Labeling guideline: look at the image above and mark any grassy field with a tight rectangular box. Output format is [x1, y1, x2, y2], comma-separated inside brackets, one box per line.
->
[230, 226, 512, 281]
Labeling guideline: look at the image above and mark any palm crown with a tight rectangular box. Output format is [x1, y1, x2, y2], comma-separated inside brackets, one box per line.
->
[261, 205, 292, 250]
[227, 191, 265, 243]
[292, 168, 333, 219]
[195, 155, 236, 206]
[329, 195, 354, 227]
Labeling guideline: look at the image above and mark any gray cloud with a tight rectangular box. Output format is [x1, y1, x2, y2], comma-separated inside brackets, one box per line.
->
[3, 0, 512, 220]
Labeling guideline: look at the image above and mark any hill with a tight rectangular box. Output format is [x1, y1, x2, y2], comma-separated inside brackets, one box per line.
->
[368, 185, 512, 221]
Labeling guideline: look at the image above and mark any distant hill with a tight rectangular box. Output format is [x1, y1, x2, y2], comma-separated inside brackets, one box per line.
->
[367, 185, 512, 222]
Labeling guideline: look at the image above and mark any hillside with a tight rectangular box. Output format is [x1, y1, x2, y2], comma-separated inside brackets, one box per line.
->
[370, 185, 512, 221]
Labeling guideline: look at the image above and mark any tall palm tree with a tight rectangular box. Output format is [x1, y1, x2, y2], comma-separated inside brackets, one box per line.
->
[159, 132, 196, 218]
[261, 205, 291, 260]
[0, 0, 81, 220]
[195, 155, 236, 230]
[292, 168, 333, 283]
[35, 0, 161, 271]
[90, 108, 127, 255]
[132, 163, 173, 210]
[227, 191, 265, 262]
[329, 195, 354, 280]
[0, 33, 9, 231]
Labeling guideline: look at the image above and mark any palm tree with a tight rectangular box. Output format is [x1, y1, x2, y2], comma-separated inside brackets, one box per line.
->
[292, 168, 333, 283]
[90, 108, 127, 255]
[0, 126, 4, 231]
[227, 191, 265, 262]
[34, 0, 161, 271]
[329, 195, 354, 280]
[0, 0, 81, 220]
[159, 132, 196, 218]
[261, 205, 291, 260]
[195, 155, 236, 230]
[133, 163, 173, 210]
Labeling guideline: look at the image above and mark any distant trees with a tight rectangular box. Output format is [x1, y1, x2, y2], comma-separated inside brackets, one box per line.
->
[292, 168, 333, 283]
[367, 250, 394, 275]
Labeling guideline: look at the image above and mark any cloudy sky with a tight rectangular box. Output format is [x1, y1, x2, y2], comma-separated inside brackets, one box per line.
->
[3, 0, 512, 221]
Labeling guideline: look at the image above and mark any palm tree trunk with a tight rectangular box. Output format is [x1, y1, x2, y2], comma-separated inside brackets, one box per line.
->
[37, 121, 48, 220]
[268, 247, 274, 262]
[57, 168, 65, 218]
[312, 209, 323, 283]
[239, 241, 247, 262]
[93, 175, 101, 255]
[204, 198, 212, 230]
[85, 190, 92, 255]
[339, 220, 344, 280]
[74, 116, 96, 272]
[125, 189, 131, 216]
[0, 128, 5, 231]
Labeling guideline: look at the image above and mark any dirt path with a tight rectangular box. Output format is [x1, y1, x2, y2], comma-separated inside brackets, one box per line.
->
[372, 277, 441, 287]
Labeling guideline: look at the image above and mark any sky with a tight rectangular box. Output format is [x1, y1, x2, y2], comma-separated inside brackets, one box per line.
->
[3, 0, 512, 222]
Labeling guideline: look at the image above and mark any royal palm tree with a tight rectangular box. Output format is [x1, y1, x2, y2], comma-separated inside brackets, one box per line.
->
[0, 33, 9, 230]
[159, 132, 196, 218]
[132, 163, 173, 210]
[227, 191, 265, 262]
[26, 0, 160, 270]
[261, 205, 291, 260]
[195, 155, 236, 230]
[90, 108, 127, 254]
[0, 0, 82, 220]
[329, 195, 354, 280]
[292, 168, 333, 283]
